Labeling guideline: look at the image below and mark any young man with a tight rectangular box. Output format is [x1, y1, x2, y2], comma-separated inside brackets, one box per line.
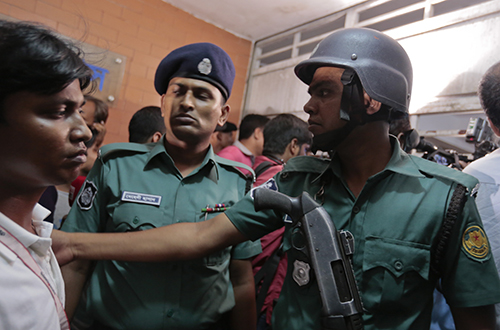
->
[251, 114, 312, 330]
[128, 106, 167, 143]
[0, 20, 93, 330]
[218, 114, 269, 174]
[61, 42, 261, 330]
[55, 28, 500, 330]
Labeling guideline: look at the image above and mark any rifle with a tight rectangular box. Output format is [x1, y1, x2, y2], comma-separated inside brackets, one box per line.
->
[253, 188, 364, 330]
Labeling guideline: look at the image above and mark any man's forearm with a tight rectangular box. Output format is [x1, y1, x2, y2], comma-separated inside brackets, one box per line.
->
[229, 259, 257, 330]
[61, 259, 91, 320]
[56, 214, 248, 264]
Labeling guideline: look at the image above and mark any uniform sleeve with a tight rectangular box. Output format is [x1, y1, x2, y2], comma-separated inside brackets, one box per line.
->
[231, 239, 262, 260]
[61, 157, 109, 233]
[225, 191, 284, 242]
[440, 191, 500, 308]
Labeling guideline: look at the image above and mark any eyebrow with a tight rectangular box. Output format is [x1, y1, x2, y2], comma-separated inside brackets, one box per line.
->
[307, 80, 339, 94]
[170, 82, 214, 95]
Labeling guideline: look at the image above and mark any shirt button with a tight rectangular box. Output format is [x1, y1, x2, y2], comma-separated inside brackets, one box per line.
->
[166, 309, 174, 317]
[394, 260, 403, 271]
[132, 217, 139, 224]
[353, 206, 360, 214]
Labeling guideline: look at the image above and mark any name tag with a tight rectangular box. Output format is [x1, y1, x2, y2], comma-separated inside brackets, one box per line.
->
[121, 191, 162, 206]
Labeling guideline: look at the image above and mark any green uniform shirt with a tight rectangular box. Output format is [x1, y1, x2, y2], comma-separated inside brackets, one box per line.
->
[225, 136, 500, 330]
[63, 137, 261, 330]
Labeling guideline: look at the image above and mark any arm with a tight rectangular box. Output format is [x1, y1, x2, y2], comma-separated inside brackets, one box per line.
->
[54, 213, 248, 264]
[451, 305, 496, 330]
[61, 259, 92, 320]
[228, 259, 257, 330]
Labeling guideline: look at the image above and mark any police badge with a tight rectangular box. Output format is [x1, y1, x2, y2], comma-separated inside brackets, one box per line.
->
[292, 260, 311, 286]
[77, 180, 98, 211]
[197, 58, 212, 75]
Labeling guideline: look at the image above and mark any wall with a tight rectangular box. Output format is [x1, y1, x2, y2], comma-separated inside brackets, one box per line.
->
[0, 0, 252, 143]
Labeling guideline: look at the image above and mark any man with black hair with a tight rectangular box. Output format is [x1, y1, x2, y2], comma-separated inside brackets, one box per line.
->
[0, 20, 93, 330]
[218, 114, 269, 174]
[61, 42, 260, 330]
[128, 106, 166, 143]
[251, 114, 312, 330]
[462, 61, 500, 327]
[55, 28, 500, 330]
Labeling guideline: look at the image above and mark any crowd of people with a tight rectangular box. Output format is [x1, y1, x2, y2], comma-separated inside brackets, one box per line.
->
[1, 18, 500, 330]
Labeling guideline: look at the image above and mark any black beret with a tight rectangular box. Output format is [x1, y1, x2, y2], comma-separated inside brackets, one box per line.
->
[215, 121, 237, 132]
[154, 42, 235, 100]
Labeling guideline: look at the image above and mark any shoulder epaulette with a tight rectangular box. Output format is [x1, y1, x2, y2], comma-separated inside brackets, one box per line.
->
[99, 142, 153, 162]
[410, 155, 478, 190]
[214, 155, 256, 179]
[281, 156, 331, 174]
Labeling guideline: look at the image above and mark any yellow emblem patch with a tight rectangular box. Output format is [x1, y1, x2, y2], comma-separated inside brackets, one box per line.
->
[462, 226, 489, 259]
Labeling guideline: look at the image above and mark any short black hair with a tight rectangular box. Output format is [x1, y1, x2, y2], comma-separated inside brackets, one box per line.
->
[84, 95, 109, 123]
[263, 114, 312, 155]
[0, 20, 93, 122]
[238, 114, 269, 140]
[479, 61, 500, 130]
[128, 106, 166, 143]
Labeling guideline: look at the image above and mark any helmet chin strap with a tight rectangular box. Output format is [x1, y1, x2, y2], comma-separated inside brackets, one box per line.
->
[311, 69, 387, 154]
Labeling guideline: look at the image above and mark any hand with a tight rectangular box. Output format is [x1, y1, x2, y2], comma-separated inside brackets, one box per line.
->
[51, 229, 75, 266]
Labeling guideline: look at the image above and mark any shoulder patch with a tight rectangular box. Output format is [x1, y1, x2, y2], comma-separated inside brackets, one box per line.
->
[100, 142, 153, 162]
[281, 156, 330, 174]
[77, 180, 98, 211]
[462, 225, 490, 262]
[410, 156, 478, 190]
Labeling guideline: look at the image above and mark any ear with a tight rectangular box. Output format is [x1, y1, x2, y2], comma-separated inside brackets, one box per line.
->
[151, 132, 163, 143]
[363, 91, 382, 115]
[254, 126, 264, 141]
[289, 138, 300, 157]
[488, 117, 500, 137]
[217, 104, 230, 127]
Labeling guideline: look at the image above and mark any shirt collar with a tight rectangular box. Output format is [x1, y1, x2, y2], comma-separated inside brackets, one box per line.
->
[145, 136, 219, 182]
[234, 140, 254, 157]
[0, 204, 53, 257]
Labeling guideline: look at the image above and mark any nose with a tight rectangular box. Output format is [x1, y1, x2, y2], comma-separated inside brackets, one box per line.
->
[303, 97, 316, 115]
[180, 91, 195, 110]
[71, 111, 93, 143]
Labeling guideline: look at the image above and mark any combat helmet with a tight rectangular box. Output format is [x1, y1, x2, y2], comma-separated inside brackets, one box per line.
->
[295, 27, 413, 115]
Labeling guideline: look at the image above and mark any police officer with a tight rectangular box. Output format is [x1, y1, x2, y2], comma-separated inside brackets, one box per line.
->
[61, 43, 261, 330]
[55, 28, 500, 330]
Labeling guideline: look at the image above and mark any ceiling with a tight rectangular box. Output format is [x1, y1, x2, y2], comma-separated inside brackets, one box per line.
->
[162, 0, 367, 41]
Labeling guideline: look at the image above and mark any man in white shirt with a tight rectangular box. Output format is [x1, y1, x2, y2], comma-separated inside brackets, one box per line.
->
[0, 20, 92, 329]
[463, 61, 500, 329]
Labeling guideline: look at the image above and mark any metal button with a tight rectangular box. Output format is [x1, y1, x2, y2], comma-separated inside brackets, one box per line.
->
[394, 260, 403, 271]
[353, 206, 360, 214]
[132, 217, 139, 224]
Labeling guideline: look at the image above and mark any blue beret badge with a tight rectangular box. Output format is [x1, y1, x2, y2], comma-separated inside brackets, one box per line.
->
[198, 58, 212, 75]
[462, 225, 490, 261]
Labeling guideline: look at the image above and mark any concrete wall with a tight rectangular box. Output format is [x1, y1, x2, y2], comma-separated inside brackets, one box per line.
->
[0, 0, 252, 143]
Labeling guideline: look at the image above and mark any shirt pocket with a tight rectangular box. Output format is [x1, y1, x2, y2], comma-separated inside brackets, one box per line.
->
[110, 202, 164, 232]
[361, 236, 431, 314]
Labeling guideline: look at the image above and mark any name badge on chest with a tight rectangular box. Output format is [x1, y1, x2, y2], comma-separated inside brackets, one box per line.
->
[121, 191, 162, 206]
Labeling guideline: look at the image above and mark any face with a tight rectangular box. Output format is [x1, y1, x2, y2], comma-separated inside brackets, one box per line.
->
[162, 77, 229, 145]
[81, 99, 96, 126]
[0, 79, 92, 190]
[303, 67, 345, 136]
[219, 131, 234, 149]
